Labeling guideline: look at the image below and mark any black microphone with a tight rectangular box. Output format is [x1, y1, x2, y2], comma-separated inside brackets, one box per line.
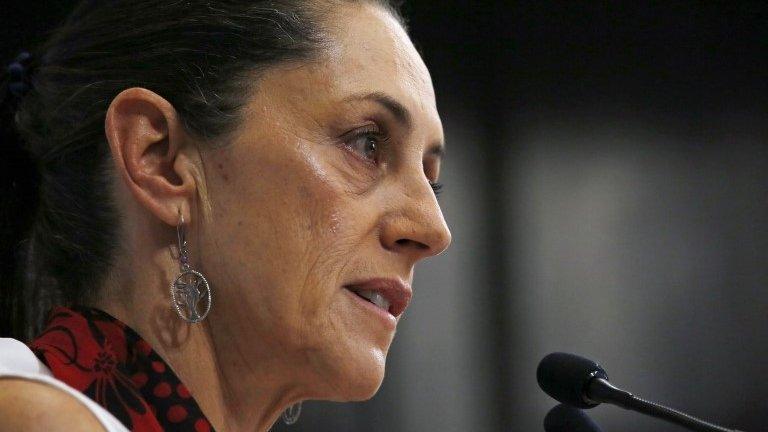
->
[536, 352, 745, 432]
[544, 404, 603, 432]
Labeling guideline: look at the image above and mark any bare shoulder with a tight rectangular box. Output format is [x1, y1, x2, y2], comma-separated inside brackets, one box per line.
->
[0, 378, 106, 432]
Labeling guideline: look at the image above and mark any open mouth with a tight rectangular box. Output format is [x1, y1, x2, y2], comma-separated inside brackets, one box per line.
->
[346, 286, 392, 314]
[342, 278, 411, 318]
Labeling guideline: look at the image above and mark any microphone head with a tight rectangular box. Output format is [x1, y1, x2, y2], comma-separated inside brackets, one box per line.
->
[537, 352, 608, 409]
[544, 404, 603, 432]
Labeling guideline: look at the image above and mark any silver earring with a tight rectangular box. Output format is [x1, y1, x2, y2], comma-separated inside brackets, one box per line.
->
[282, 402, 302, 425]
[171, 211, 212, 323]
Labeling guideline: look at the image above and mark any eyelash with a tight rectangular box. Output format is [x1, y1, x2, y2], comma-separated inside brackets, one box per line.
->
[343, 127, 388, 165]
[429, 181, 444, 197]
[342, 126, 444, 197]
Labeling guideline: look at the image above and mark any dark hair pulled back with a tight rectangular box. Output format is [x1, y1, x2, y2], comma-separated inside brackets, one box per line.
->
[1, 0, 405, 340]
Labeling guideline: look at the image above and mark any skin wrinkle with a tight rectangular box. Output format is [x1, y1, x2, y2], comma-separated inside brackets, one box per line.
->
[96, 3, 451, 432]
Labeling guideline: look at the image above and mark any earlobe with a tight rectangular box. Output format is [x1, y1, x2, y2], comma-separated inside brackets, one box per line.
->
[105, 87, 197, 227]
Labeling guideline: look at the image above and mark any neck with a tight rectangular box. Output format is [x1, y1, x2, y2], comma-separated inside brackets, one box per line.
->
[94, 247, 301, 432]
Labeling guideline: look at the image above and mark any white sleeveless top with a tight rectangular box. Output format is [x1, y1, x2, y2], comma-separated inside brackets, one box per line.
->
[0, 338, 129, 431]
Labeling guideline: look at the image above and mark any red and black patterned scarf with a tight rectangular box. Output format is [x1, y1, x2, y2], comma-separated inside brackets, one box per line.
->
[29, 306, 214, 432]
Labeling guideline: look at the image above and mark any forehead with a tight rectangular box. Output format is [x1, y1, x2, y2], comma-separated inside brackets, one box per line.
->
[249, 3, 443, 141]
[324, 3, 437, 110]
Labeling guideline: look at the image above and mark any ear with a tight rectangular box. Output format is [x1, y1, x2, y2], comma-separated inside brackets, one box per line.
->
[105, 87, 198, 227]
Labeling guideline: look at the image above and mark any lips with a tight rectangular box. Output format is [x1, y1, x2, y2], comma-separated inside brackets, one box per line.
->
[356, 290, 391, 311]
[343, 278, 412, 318]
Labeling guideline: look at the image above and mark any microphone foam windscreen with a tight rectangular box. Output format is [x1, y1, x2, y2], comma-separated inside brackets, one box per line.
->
[544, 404, 603, 432]
[536, 352, 608, 409]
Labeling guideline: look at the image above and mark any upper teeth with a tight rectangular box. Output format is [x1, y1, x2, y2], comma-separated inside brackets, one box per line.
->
[357, 289, 391, 312]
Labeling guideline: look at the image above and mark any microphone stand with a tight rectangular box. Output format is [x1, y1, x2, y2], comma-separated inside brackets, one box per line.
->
[588, 378, 745, 432]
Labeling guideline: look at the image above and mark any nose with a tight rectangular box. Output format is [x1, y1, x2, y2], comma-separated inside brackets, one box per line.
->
[379, 178, 452, 262]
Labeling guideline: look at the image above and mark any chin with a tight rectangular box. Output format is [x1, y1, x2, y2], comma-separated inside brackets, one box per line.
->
[325, 346, 388, 402]
[341, 373, 385, 402]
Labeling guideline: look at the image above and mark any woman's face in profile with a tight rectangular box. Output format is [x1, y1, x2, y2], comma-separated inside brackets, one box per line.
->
[200, 2, 451, 400]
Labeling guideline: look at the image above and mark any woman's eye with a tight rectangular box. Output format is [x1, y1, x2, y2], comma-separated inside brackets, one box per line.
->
[344, 131, 383, 163]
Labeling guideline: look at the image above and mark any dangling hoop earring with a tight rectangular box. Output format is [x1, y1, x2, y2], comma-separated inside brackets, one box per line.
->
[282, 402, 302, 425]
[171, 210, 212, 323]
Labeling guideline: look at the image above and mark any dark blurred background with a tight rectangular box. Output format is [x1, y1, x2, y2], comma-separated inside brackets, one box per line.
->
[3, 2, 766, 431]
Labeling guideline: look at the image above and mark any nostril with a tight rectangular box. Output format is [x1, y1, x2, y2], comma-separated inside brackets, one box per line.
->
[395, 238, 429, 250]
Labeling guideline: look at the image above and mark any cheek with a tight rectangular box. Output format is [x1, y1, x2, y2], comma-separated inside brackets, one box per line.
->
[202, 133, 392, 394]
[293, 194, 364, 331]
[204, 138, 368, 333]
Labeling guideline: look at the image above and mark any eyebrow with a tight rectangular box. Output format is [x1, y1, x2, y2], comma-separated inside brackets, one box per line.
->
[343, 91, 446, 160]
[426, 143, 445, 160]
[346, 91, 412, 128]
